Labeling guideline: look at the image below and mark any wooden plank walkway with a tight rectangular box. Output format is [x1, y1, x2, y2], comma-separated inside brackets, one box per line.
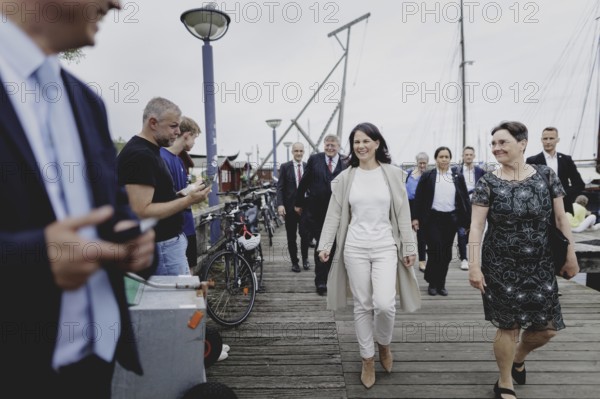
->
[205, 226, 600, 399]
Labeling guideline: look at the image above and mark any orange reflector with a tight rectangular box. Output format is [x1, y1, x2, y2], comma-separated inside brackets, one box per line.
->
[187, 310, 204, 329]
[243, 287, 249, 295]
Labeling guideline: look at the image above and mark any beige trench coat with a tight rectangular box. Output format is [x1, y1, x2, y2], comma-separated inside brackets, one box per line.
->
[317, 163, 422, 312]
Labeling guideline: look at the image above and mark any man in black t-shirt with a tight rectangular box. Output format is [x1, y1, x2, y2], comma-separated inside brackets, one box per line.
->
[117, 97, 210, 275]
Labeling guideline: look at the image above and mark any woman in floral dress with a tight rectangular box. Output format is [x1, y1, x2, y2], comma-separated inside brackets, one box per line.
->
[468, 121, 579, 399]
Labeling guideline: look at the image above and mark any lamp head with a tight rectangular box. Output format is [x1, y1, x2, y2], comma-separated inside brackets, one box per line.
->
[181, 4, 231, 41]
[266, 119, 282, 129]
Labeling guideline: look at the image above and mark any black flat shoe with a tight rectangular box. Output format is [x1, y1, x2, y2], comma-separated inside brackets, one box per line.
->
[512, 361, 526, 385]
[427, 287, 437, 296]
[303, 259, 310, 270]
[437, 288, 448, 296]
[494, 381, 517, 399]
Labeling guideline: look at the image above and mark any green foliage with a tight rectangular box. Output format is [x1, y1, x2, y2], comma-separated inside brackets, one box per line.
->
[59, 49, 85, 64]
[113, 137, 126, 154]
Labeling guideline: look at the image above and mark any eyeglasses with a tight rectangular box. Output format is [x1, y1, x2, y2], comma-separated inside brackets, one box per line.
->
[489, 140, 515, 149]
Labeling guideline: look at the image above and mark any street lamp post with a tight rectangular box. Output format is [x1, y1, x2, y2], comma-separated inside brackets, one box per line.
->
[245, 151, 252, 187]
[266, 119, 282, 180]
[181, 4, 231, 244]
[283, 141, 292, 162]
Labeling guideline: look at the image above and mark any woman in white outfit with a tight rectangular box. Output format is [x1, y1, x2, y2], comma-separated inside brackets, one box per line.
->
[318, 122, 421, 389]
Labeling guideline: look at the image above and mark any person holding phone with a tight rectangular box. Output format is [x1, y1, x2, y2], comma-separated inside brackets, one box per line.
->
[161, 116, 202, 270]
[0, 2, 156, 397]
[117, 98, 211, 276]
[468, 121, 579, 399]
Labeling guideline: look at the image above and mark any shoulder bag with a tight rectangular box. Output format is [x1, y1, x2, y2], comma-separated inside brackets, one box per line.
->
[533, 165, 569, 276]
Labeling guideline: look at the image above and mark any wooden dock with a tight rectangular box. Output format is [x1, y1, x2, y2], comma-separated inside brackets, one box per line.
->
[205, 227, 600, 399]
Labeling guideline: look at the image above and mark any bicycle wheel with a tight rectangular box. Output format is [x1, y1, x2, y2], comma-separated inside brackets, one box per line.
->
[262, 210, 274, 246]
[267, 219, 273, 247]
[251, 244, 264, 291]
[202, 250, 256, 327]
[271, 208, 281, 227]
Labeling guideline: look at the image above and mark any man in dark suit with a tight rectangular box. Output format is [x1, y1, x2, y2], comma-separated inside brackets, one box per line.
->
[526, 127, 585, 214]
[456, 146, 485, 270]
[0, 2, 155, 397]
[294, 135, 345, 295]
[277, 142, 310, 272]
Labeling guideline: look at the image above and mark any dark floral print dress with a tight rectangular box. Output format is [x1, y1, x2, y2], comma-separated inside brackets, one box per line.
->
[471, 165, 566, 330]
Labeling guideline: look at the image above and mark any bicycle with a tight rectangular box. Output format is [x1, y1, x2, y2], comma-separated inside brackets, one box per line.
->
[255, 190, 275, 247]
[261, 184, 282, 227]
[199, 202, 264, 327]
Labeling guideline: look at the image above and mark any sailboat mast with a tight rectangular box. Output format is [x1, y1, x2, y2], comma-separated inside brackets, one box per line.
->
[328, 13, 370, 139]
[597, 30, 600, 173]
[460, 0, 467, 150]
[597, 96, 600, 172]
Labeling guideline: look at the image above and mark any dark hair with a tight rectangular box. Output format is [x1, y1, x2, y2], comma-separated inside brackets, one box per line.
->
[491, 121, 528, 142]
[347, 122, 391, 167]
[434, 146, 452, 159]
[543, 126, 558, 134]
[463, 146, 475, 152]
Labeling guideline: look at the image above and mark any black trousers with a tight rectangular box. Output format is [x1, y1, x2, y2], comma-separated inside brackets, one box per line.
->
[423, 210, 458, 289]
[313, 231, 336, 288]
[284, 210, 309, 264]
[457, 227, 468, 261]
[417, 227, 427, 261]
[54, 355, 115, 399]
[409, 199, 427, 261]
[186, 233, 197, 269]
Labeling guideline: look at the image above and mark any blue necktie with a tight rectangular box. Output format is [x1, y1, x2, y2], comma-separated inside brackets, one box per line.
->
[36, 58, 119, 364]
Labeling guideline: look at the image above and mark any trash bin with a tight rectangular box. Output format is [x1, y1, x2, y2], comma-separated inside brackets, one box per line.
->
[112, 275, 208, 399]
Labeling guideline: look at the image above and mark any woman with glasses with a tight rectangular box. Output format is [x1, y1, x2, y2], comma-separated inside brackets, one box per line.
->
[405, 152, 429, 272]
[468, 121, 579, 399]
[412, 146, 471, 296]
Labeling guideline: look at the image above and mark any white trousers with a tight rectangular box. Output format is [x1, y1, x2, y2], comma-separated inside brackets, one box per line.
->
[572, 215, 597, 233]
[344, 244, 398, 358]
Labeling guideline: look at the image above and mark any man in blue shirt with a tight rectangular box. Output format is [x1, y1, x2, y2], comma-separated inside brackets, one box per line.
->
[161, 116, 201, 270]
[456, 146, 485, 270]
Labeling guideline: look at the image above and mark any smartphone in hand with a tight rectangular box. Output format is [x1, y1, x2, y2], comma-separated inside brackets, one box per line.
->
[113, 218, 157, 243]
[177, 175, 215, 196]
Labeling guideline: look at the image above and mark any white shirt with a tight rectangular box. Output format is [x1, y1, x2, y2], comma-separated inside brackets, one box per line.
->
[544, 151, 559, 175]
[462, 164, 476, 193]
[346, 167, 395, 248]
[432, 168, 456, 212]
[293, 161, 304, 187]
[325, 153, 340, 172]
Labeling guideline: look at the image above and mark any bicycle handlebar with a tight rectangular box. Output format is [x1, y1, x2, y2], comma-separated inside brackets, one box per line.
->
[126, 272, 215, 291]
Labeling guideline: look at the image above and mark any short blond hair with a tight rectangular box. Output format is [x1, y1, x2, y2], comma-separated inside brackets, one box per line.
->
[180, 116, 201, 136]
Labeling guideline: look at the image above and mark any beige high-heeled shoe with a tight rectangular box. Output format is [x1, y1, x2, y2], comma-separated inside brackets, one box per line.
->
[378, 343, 393, 373]
[361, 357, 375, 388]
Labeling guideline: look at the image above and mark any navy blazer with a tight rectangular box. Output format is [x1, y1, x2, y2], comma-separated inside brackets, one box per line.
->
[456, 164, 486, 193]
[526, 152, 585, 214]
[294, 153, 345, 231]
[277, 160, 307, 212]
[0, 70, 144, 389]
[412, 167, 472, 229]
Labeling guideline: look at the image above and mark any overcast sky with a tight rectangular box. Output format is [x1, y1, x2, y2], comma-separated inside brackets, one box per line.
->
[66, 0, 600, 167]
